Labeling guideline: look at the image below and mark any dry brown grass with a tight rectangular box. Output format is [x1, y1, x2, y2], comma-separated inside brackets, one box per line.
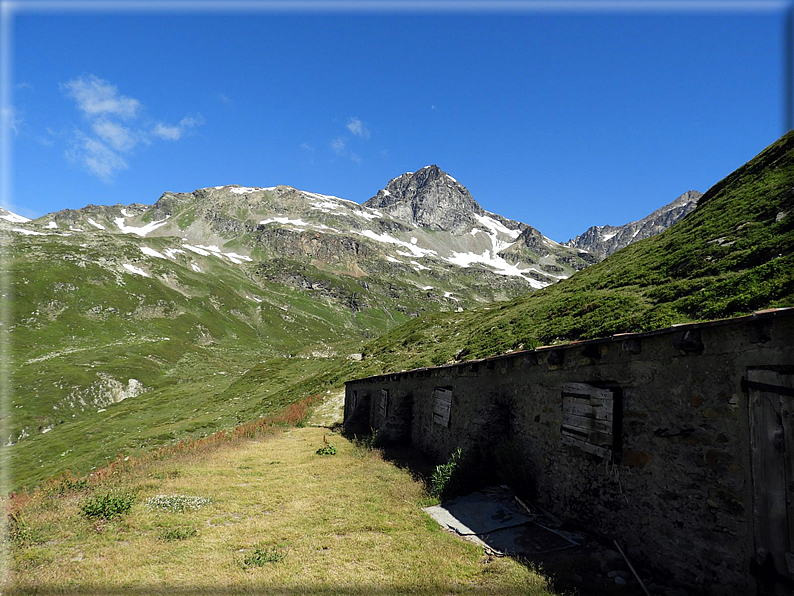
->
[5, 426, 556, 595]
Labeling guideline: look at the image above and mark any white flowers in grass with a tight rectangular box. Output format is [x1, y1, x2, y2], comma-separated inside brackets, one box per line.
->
[145, 494, 211, 513]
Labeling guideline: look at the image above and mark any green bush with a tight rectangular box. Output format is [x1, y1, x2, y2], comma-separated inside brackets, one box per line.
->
[81, 491, 135, 520]
[242, 545, 287, 567]
[430, 448, 462, 498]
[315, 434, 337, 455]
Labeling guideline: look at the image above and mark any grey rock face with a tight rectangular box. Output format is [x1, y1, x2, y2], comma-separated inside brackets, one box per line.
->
[566, 190, 702, 257]
[364, 165, 488, 233]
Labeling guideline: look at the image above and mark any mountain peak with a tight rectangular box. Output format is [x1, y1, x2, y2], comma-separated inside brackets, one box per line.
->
[363, 165, 484, 232]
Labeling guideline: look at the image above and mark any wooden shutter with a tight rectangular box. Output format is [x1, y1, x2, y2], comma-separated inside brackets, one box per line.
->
[561, 382, 614, 459]
[433, 388, 453, 427]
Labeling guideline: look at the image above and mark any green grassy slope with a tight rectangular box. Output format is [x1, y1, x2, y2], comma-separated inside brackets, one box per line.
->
[4, 227, 470, 490]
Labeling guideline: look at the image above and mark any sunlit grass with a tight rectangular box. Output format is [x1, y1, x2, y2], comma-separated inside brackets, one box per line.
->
[6, 427, 556, 595]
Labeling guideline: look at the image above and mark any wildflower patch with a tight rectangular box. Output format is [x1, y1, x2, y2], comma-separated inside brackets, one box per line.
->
[145, 494, 211, 513]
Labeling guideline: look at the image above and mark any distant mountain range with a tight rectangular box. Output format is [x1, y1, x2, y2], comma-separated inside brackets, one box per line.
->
[5, 164, 698, 294]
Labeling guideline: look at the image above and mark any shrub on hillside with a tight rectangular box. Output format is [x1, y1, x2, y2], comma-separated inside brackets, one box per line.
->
[81, 491, 135, 520]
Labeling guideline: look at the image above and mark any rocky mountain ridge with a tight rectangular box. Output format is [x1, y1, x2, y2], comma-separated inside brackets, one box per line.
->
[565, 190, 702, 257]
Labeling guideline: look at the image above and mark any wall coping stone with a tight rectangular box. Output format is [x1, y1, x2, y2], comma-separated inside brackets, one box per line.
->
[345, 307, 794, 385]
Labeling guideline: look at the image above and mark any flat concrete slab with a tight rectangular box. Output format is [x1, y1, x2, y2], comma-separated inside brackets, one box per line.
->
[423, 486, 580, 556]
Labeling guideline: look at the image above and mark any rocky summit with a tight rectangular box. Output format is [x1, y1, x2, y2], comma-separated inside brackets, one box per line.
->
[364, 164, 503, 233]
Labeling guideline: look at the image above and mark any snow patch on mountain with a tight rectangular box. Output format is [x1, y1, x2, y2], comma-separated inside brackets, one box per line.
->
[163, 248, 185, 259]
[229, 187, 261, 195]
[473, 213, 521, 240]
[445, 249, 549, 288]
[260, 217, 310, 227]
[356, 230, 437, 258]
[355, 209, 382, 221]
[141, 247, 167, 260]
[115, 215, 170, 237]
[122, 264, 149, 277]
[87, 218, 105, 230]
[183, 243, 211, 256]
[12, 227, 47, 236]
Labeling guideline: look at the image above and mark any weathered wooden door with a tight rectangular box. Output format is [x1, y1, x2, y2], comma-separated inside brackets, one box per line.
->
[748, 368, 794, 594]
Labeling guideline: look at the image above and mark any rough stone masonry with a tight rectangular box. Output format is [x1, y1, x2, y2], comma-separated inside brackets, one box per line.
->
[344, 308, 794, 595]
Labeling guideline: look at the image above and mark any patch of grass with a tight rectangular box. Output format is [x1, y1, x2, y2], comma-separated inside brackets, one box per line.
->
[7, 427, 556, 595]
[240, 545, 287, 568]
[81, 490, 135, 520]
[157, 526, 197, 541]
[7, 513, 45, 547]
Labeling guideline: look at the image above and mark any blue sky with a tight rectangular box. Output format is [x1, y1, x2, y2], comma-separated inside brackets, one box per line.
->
[4, 2, 788, 241]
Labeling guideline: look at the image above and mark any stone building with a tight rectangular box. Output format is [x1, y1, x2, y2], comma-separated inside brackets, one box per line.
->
[344, 308, 794, 595]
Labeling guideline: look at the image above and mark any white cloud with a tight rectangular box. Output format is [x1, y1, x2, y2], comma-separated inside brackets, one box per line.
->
[67, 130, 128, 182]
[346, 117, 370, 138]
[331, 137, 346, 155]
[350, 152, 361, 164]
[62, 75, 140, 119]
[218, 92, 232, 104]
[151, 122, 181, 140]
[60, 74, 204, 182]
[152, 114, 204, 141]
[92, 118, 138, 152]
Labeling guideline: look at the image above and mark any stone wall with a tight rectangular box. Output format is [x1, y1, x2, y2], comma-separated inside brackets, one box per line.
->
[344, 309, 794, 595]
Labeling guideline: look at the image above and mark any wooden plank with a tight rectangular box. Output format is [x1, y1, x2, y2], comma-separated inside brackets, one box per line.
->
[562, 428, 612, 446]
[748, 369, 791, 581]
[563, 413, 613, 434]
[563, 383, 614, 401]
[562, 434, 612, 459]
[433, 388, 452, 427]
[563, 403, 613, 421]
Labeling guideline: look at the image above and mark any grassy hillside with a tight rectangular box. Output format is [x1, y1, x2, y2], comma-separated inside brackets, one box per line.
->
[3, 226, 462, 490]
